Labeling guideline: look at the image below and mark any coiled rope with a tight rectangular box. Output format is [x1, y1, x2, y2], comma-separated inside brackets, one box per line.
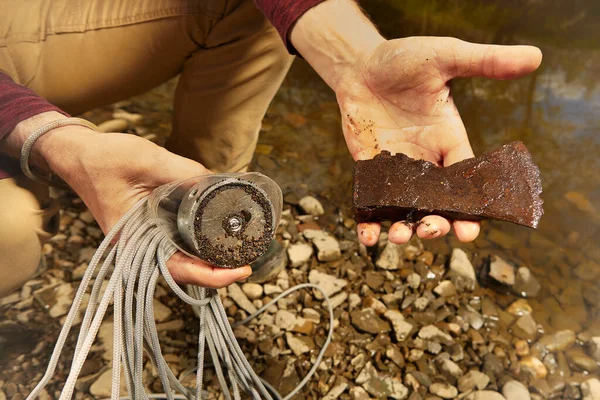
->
[26, 198, 334, 400]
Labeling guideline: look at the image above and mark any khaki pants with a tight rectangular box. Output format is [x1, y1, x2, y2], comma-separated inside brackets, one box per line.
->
[0, 0, 293, 297]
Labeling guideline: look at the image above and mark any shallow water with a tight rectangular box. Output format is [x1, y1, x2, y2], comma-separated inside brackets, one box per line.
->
[254, 0, 600, 342]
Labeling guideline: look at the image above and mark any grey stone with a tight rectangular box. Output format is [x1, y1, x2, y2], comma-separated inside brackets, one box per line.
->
[429, 382, 458, 399]
[511, 314, 538, 341]
[376, 241, 402, 270]
[328, 292, 348, 309]
[285, 333, 315, 356]
[356, 362, 409, 399]
[351, 308, 391, 334]
[513, 266, 541, 297]
[538, 330, 576, 352]
[438, 356, 463, 379]
[287, 243, 313, 267]
[458, 370, 490, 392]
[264, 284, 283, 296]
[519, 356, 548, 379]
[433, 281, 457, 297]
[299, 195, 324, 216]
[502, 380, 531, 400]
[418, 325, 454, 345]
[233, 325, 257, 344]
[407, 273, 421, 289]
[383, 310, 413, 341]
[349, 293, 361, 309]
[323, 382, 348, 400]
[228, 283, 257, 314]
[275, 310, 297, 330]
[566, 350, 598, 373]
[152, 299, 172, 323]
[465, 391, 507, 400]
[349, 386, 370, 400]
[241, 283, 263, 300]
[414, 297, 430, 311]
[489, 255, 516, 286]
[303, 230, 341, 261]
[308, 270, 347, 299]
[449, 248, 476, 291]
[582, 378, 600, 400]
[79, 210, 96, 224]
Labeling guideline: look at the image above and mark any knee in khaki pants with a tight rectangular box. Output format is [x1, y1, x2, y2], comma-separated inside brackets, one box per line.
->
[0, 176, 59, 298]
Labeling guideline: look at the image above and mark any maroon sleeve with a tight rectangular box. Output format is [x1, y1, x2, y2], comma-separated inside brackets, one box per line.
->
[0, 72, 69, 179]
[254, 0, 327, 54]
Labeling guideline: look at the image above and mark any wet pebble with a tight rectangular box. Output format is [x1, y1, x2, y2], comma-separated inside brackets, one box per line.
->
[429, 382, 458, 399]
[418, 325, 454, 345]
[303, 230, 341, 262]
[449, 248, 476, 291]
[228, 283, 257, 314]
[519, 356, 548, 379]
[513, 267, 541, 298]
[537, 329, 576, 352]
[355, 362, 409, 399]
[458, 369, 490, 392]
[241, 283, 263, 300]
[383, 310, 413, 341]
[376, 241, 402, 270]
[465, 391, 507, 400]
[351, 308, 391, 334]
[566, 350, 599, 373]
[298, 196, 325, 216]
[581, 378, 600, 400]
[308, 270, 347, 299]
[511, 314, 538, 341]
[287, 243, 313, 267]
[433, 281, 457, 298]
[502, 380, 531, 400]
[285, 332, 315, 356]
[489, 255, 516, 286]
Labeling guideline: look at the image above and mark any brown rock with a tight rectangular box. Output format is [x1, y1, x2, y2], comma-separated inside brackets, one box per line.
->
[353, 141, 543, 228]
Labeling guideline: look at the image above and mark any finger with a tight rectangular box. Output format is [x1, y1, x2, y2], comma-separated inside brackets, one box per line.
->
[416, 215, 451, 239]
[439, 38, 542, 80]
[357, 222, 381, 246]
[452, 220, 481, 242]
[167, 252, 252, 288]
[388, 221, 413, 244]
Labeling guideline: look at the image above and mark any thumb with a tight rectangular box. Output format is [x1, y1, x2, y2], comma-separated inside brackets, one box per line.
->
[438, 38, 542, 80]
[152, 148, 211, 186]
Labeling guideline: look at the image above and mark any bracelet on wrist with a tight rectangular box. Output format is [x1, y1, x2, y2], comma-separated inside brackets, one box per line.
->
[20, 117, 99, 187]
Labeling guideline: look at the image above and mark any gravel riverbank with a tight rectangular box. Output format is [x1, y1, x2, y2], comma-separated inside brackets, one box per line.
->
[1, 185, 599, 400]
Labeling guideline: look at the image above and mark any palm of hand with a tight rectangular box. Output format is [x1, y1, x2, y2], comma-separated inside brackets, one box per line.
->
[339, 37, 473, 166]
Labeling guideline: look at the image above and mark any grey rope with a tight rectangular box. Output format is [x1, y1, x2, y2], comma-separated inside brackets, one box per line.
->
[20, 117, 99, 187]
[26, 197, 334, 400]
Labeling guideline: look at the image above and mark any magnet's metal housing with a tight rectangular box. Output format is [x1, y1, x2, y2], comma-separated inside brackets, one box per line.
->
[148, 173, 282, 268]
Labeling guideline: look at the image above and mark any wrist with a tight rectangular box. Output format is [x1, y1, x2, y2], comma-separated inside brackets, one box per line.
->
[5, 111, 96, 177]
[290, 0, 385, 91]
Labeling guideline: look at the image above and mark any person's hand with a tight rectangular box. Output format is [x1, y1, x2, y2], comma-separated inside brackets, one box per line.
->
[7, 112, 252, 287]
[335, 37, 543, 246]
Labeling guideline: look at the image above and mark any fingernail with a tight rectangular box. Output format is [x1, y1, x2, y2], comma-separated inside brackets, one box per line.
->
[236, 267, 252, 282]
